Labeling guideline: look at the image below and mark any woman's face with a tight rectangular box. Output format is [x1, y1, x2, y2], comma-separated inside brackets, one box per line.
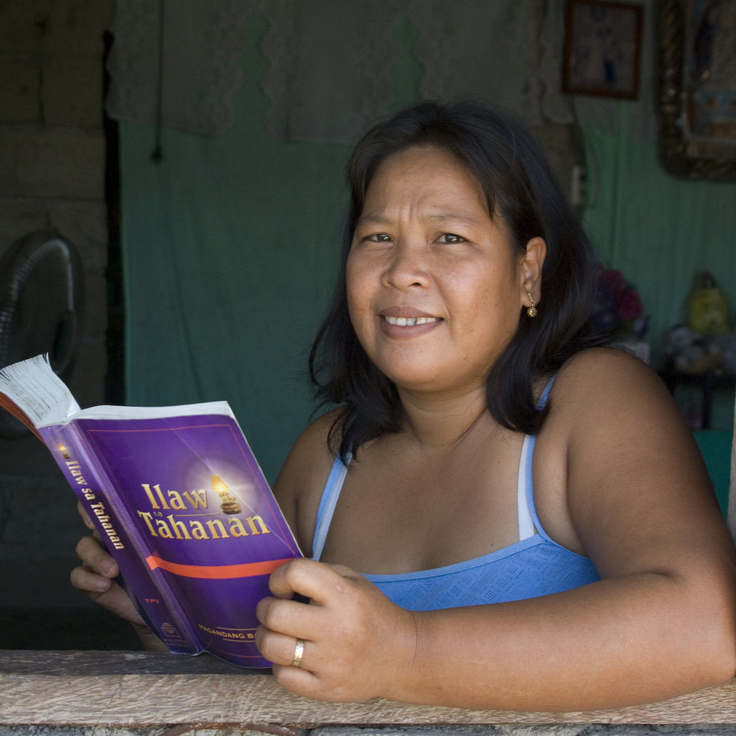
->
[346, 145, 535, 398]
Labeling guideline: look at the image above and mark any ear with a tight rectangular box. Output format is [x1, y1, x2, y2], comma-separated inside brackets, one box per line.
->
[518, 237, 546, 307]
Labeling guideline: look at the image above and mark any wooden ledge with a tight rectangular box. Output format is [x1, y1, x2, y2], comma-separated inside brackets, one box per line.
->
[1, 650, 735, 732]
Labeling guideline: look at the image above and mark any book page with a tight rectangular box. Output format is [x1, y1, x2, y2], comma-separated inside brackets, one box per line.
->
[76, 401, 235, 422]
[0, 355, 80, 428]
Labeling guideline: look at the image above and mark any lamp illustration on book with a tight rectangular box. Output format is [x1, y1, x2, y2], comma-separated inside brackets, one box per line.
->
[211, 474, 241, 514]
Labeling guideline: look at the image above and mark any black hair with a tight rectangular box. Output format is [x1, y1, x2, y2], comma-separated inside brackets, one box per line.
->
[309, 100, 606, 460]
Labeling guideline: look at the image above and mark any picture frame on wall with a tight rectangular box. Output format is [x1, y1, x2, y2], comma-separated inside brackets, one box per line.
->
[659, 0, 736, 181]
[562, 0, 644, 99]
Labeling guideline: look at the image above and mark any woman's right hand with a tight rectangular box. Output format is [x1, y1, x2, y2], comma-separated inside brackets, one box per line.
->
[70, 501, 145, 627]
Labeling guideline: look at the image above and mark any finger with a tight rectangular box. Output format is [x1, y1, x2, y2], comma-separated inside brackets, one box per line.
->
[70, 563, 114, 594]
[69, 565, 147, 626]
[75, 535, 119, 578]
[256, 594, 322, 640]
[268, 558, 361, 603]
[255, 625, 311, 668]
[270, 663, 357, 703]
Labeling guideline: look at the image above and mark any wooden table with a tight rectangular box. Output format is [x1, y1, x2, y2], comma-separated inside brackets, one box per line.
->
[1, 650, 735, 734]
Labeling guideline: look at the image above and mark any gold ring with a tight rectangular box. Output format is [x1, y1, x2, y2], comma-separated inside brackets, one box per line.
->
[291, 638, 305, 667]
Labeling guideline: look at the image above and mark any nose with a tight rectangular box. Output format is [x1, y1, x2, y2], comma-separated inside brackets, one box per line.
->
[381, 241, 430, 290]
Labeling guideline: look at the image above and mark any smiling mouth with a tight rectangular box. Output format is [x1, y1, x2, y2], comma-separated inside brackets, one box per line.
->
[383, 316, 442, 326]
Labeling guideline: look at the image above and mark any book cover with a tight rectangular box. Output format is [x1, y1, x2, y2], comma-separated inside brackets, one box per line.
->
[0, 355, 302, 667]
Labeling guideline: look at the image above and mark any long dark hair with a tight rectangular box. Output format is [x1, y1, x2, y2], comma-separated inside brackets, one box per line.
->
[310, 100, 605, 460]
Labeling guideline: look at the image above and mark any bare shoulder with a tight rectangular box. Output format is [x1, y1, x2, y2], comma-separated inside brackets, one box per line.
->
[553, 346, 669, 405]
[544, 346, 687, 443]
[272, 408, 343, 554]
[540, 347, 734, 577]
[547, 346, 699, 480]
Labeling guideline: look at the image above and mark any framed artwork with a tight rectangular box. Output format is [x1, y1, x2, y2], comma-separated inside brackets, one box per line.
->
[563, 0, 644, 99]
[659, 0, 736, 180]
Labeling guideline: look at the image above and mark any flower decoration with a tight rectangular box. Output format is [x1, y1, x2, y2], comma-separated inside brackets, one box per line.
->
[589, 265, 648, 339]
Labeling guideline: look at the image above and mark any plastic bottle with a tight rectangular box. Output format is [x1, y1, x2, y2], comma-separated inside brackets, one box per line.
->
[688, 271, 729, 335]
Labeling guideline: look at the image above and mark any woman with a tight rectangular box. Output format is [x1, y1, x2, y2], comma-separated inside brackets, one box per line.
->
[73, 101, 736, 711]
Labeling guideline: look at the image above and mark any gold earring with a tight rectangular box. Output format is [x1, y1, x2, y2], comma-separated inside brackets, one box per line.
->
[526, 292, 538, 318]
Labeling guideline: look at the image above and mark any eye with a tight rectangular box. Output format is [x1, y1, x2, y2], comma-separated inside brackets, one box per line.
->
[437, 233, 466, 244]
[362, 232, 393, 243]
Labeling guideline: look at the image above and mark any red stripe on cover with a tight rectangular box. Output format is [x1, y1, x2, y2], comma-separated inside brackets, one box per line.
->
[145, 555, 291, 579]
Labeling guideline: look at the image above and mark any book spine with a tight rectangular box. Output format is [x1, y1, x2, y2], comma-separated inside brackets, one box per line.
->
[39, 423, 202, 655]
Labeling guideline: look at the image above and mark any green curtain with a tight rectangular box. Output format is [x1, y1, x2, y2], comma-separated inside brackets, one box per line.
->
[581, 118, 736, 432]
[120, 22, 352, 482]
[581, 118, 736, 359]
[119, 14, 426, 482]
[120, 17, 736, 484]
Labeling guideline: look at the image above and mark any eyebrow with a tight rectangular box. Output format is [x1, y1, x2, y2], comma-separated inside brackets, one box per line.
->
[356, 212, 483, 227]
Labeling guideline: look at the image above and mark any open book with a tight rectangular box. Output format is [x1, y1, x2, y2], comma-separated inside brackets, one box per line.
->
[0, 354, 302, 668]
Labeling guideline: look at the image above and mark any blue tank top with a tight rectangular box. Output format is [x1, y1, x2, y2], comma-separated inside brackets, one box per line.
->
[311, 386, 600, 611]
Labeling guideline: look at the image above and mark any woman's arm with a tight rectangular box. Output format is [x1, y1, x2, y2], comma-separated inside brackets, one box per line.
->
[256, 349, 736, 710]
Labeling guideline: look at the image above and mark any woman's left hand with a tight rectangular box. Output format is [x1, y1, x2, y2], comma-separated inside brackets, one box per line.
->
[255, 557, 418, 702]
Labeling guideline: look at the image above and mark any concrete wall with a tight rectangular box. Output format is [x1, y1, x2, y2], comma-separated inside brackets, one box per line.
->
[0, 0, 113, 406]
[0, 0, 117, 634]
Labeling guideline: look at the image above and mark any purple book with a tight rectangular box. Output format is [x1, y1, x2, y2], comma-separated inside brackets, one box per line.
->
[0, 355, 302, 668]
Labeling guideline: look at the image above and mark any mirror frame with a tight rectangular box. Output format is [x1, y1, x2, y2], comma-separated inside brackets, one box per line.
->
[658, 0, 736, 181]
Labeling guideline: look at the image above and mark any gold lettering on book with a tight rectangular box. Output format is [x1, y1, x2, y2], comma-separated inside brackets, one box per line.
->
[137, 477, 267, 542]
[136, 511, 271, 540]
[89, 502, 124, 550]
[56, 445, 121, 548]
[198, 624, 249, 640]
[141, 483, 209, 510]
[64, 460, 89, 487]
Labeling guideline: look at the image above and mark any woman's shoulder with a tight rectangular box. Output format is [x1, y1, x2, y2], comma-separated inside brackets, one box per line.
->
[534, 347, 718, 559]
[294, 407, 344, 452]
[541, 345, 683, 450]
[551, 346, 666, 403]
[272, 408, 344, 551]
[540, 346, 700, 481]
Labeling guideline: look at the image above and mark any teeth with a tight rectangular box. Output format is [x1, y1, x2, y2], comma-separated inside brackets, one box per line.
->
[384, 316, 440, 326]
